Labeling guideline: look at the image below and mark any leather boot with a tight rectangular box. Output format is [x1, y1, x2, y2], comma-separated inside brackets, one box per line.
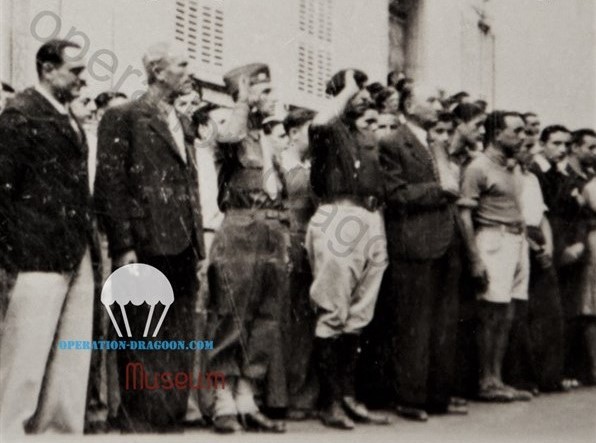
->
[316, 337, 355, 430]
[340, 334, 390, 425]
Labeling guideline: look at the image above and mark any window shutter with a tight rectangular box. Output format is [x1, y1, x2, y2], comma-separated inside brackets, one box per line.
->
[296, 0, 333, 99]
[175, 0, 224, 71]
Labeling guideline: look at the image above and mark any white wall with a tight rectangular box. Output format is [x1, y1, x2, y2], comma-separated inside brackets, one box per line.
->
[491, 0, 595, 129]
[1, 0, 174, 98]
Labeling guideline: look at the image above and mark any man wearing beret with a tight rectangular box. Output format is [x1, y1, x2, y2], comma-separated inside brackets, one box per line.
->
[306, 69, 389, 429]
[206, 63, 287, 433]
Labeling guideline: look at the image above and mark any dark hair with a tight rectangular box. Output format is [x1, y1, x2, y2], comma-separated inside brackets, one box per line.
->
[571, 128, 596, 147]
[283, 108, 316, 134]
[374, 87, 397, 111]
[398, 87, 413, 115]
[262, 119, 284, 135]
[539, 124, 570, 144]
[450, 91, 470, 103]
[191, 107, 214, 128]
[387, 70, 400, 88]
[452, 103, 484, 123]
[522, 112, 537, 122]
[366, 82, 385, 98]
[326, 69, 368, 96]
[474, 99, 488, 112]
[484, 111, 523, 145]
[35, 39, 82, 78]
[428, 111, 455, 129]
[395, 77, 413, 93]
[94, 91, 127, 109]
[1, 81, 15, 93]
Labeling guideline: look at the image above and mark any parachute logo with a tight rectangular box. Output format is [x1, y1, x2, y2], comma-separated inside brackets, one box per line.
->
[101, 264, 174, 338]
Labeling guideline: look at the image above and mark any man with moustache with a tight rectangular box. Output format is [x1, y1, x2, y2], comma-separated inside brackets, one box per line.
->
[95, 42, 205, 432]
[206, 64, 287, 434]
[307, 69, 389, 429]
[450, 102, 486, 169]
[458, 111, 532, 402]
[0, 39, 94, 436]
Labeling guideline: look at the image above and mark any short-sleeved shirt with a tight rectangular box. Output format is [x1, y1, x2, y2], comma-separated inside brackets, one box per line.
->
[309, 116, 384, 202]
[520, 172, 548, 228]
[459, 147, 524, 227]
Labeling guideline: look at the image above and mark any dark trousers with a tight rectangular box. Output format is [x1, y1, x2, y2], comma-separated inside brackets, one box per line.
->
[116, 246, 198, 431]
[504, 300, 537, 390]
[284, 232, 318, 410]
[207, 212, 290, 408]
[527, 257, 565, 391]
[389, 240, 461, 411]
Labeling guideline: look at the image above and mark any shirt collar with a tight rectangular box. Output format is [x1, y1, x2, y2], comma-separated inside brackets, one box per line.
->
[280, 149, 309, 171]
[533, 153, 551, 172]
[406, 121, 428, 148]
[35, 84, 68, 115]
[485, 146, 508, 167]
[568, 156, 588, 180]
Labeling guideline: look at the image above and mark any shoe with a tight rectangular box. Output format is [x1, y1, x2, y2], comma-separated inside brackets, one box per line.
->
[342, 396, 391, 425]
[342, 396, 369, 422]
[446, 403, 468, 415]
[450, 397, 468, 407]
[320, 401, 355, 430]
[286, 409, 309, 421]
[395, 405, 428, 422]
[478, 384, 514, 403]
[501, 385, 533, 401]
[213, 415, 242, 434]
[182, 417, 209, 428]
[240, 412, 286, 433]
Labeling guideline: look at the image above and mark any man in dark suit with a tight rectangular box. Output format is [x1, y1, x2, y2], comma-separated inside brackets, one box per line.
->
[94, 41, 205, 432]
[379, 89, 463, 421]
[0, 40, 94, 436]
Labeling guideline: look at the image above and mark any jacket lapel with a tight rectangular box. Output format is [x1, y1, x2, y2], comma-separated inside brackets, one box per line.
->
[140, 94, 188, 166]
[28, 89, 87, 153]
[402, 124, 433, 167]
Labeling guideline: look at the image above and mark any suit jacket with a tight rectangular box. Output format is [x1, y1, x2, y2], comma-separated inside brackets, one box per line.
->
[95, 93, 205, 260]
[379, 124, 455, 260]
[0, 88, 93, 272]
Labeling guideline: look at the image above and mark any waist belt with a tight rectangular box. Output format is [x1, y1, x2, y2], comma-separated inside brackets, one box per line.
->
[226, 208, 289, 223]
[478, 223, 525, 235]
[328, 195, 383, 212]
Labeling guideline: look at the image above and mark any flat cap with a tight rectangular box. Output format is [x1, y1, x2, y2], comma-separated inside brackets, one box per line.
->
[223, 63, 270, 97]
[325, 69, 368, 97]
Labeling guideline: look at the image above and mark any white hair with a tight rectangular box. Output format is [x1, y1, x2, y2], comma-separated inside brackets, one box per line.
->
[142, 41, 186, 84]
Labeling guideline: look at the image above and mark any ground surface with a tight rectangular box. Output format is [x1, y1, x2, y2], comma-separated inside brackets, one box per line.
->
[8, 387, 596, 443]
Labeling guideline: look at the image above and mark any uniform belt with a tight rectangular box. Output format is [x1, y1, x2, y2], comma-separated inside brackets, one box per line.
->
[226, 208, 289, 223]
[329, 195, 383, 212]
[478, 223, 525, 235]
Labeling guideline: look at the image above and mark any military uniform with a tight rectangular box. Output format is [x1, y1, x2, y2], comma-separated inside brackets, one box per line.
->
[307, 104, 388, 425]
[206, 65, 291, 415]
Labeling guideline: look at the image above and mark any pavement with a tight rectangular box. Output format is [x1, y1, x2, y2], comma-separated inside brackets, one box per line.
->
[5, 387, 596, 443]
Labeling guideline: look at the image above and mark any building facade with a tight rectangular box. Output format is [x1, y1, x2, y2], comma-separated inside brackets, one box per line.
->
[1, 0, 594, 126]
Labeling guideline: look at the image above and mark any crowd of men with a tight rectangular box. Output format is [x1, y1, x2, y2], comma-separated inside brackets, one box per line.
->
[0, 38, 595, 437]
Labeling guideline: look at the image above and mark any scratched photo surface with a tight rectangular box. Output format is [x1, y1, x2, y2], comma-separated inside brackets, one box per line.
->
[0, 0, 595, 442]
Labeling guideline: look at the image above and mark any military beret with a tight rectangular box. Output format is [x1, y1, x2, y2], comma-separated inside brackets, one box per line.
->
[325, 69, 368, 97]
[223, 63, 271, 97]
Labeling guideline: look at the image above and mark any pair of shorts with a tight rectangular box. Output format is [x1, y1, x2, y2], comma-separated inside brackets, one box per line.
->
[476, 227, 529, 303]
